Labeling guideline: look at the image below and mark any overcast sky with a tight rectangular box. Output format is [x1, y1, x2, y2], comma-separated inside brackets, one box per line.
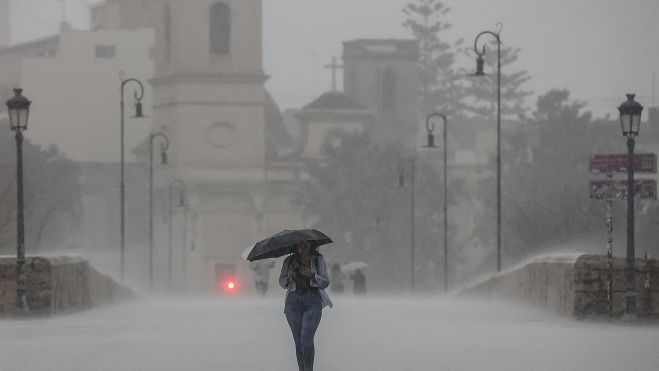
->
[8, 0, 659, 117]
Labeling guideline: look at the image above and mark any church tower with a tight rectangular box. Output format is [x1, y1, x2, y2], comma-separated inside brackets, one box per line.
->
[149, 0, 271, 294]
[151, 0, 268, 168]
[343, 39, 419, 144]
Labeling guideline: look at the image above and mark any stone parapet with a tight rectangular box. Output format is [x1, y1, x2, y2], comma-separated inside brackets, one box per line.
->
[460, 254, 658, 319]
[0, 256, 133, 317]
[574, 254, 658, 318]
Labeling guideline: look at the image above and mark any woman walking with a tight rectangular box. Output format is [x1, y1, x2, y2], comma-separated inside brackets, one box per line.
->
[279, 241, 333, 371]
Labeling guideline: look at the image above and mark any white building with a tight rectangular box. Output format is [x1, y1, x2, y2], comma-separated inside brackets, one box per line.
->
[0, 0, 428, 294]
[0, 26, 154, 163]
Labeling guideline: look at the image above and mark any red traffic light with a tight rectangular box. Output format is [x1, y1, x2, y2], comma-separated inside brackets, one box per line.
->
[218, 277, 240, 295]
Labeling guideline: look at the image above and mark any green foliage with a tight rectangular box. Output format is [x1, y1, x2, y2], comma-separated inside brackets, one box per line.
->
[402, 0, 464, 114]
[402, 2, 532, 119]
[0, 129, 81, 253]
[461, 41, 533, 119]
[300, 130, 451, 291]
[473, 90, 621, 264]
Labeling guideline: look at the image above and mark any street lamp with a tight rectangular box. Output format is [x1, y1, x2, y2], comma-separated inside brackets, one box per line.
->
[473, 25, 503, 272]
[149, 132, 170, 290]
[618, 93, 644, 319]
[168, 180, 186, 293]
[398, 158, 415, 292]
[6, 88, 31, 314]
[120, 76, 146, 281]
[423, 112, 449, 292]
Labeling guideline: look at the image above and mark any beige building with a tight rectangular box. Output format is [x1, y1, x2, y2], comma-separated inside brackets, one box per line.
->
[0, 24, 156, 287]
[0, 0, 424, 294]
[0, 27, 154, 163]
[343, 39, 419, 145]
[292, 91, 372, 160]
[147, 0, 299, 294]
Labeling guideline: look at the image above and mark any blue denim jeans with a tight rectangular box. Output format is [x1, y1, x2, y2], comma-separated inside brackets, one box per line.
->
[285, 289, 323, 371]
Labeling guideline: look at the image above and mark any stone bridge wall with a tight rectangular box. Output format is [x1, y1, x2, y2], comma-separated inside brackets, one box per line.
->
[461, 254, 659, 319]
[0, 256, 133, 316]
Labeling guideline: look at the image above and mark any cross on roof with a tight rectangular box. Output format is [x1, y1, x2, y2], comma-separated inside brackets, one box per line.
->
[324, 56, 343, 92]
[59, 0, 67, 26]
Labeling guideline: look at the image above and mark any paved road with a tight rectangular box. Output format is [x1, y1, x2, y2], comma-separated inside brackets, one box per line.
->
[0, 296, 657, 371]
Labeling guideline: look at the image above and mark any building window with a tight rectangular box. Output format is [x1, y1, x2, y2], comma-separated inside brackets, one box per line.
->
[95, 45, 116, 59]
[381, 67, 396, 114]
[209, 2, 231, 55]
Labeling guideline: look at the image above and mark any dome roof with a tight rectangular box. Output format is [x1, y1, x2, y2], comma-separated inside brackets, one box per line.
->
[265, 91, 295, 160]
[304, 91, 365, 111]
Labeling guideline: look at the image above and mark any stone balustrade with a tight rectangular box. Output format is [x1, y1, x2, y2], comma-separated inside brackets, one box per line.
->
[460, 254, 658, 319]
[0, 256, 133, 317]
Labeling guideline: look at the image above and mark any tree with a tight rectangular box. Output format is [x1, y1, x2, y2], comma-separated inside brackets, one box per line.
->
[0, 127, 82, 254]
[461, 40, 533, 119]
[299, 130, 454, 291]
[402, 0, 464, 114]
[471, 90, 621, 268]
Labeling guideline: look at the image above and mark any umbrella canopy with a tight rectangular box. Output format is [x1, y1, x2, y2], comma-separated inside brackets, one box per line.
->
[240, 246, 253, 260]
[246, 229, 333, 262]
[341, 261, 369, 273]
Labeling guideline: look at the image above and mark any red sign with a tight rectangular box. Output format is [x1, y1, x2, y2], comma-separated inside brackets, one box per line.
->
[590, 179, 657, 200]
[589, 153, 657, 174]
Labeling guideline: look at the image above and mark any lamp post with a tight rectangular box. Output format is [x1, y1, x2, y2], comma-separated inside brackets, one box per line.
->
[149, 132, 170, 290]
[120, 76, 146, 281]
[6, 88, 31, 314]
[472, 25, 502, 272]
[167, 180, 186, 293]
[398, 159, 415, 292]
[423, 112, 449, 292]
[618, 93, 644, 319]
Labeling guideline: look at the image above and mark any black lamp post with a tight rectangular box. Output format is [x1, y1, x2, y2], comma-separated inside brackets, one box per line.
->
[423, 112, 449, 292]
[167, 180, 186, 293]
[619, 93, 644, 319]
[149, 132, 170, 290]
[473, 25, 503, 272]
[398, 158, 415, 292]
[6, 88, 31, 314]
[120, 76, 146, 281]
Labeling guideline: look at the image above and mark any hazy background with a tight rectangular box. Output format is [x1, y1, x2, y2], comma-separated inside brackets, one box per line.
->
[9, 0, 659, 117]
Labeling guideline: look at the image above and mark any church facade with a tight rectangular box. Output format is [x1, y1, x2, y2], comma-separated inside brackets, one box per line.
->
[0, 0, 420, 294]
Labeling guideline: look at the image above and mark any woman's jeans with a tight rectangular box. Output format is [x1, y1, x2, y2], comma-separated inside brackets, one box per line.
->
[285, 289, 323, 371]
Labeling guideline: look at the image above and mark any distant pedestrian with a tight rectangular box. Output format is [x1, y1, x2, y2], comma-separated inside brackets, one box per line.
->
[249, 260, 275, 296]
[329, 264, 345, 294]
[279, 241, 333, 371]
[351, 268, 366, 296]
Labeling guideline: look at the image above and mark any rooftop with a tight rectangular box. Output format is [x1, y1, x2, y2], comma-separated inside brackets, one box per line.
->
[303, 91, 365, 111]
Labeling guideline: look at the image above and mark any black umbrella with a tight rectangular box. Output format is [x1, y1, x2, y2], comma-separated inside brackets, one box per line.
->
[246, 229, 333, 262]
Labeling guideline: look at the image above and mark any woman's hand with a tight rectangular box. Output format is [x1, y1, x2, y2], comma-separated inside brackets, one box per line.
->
[299, 267, 315, 278]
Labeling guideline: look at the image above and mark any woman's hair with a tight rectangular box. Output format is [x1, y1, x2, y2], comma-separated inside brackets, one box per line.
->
[293, 242, 321, 256]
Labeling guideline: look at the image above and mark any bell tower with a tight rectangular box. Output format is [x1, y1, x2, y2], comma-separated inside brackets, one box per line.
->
[148, 0, 273, 294]
[150, 0, 268, 168]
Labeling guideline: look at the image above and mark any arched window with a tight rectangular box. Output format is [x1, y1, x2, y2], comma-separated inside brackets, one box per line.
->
[381, 67, 397, 114]
[209, 2, 231, 55]
[163, 3, 172, 61]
